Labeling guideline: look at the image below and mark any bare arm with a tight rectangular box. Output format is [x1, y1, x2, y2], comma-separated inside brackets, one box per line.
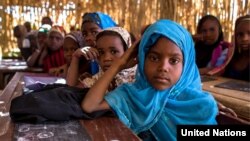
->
[26, 49, 42, 67]
[66, 55, 81, 86]
[66, 47, 99, 86]
[81, 41, 139, 113]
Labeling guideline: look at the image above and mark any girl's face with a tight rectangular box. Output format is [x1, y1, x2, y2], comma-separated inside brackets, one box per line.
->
[37, 32, 48, 46]
[96, 35, 125, 71]
[48, 32, 64, 51]
[200, 19, 220, 45]
[81, 22, 102, 47]
[236, 21, 250, 53]
[63, 37, 79, 65]
[144, 37, 183, 90]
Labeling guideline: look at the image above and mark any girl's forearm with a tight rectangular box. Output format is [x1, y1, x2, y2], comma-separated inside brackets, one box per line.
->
[81, 63, 121, 113]
[66, 57, 79, 86]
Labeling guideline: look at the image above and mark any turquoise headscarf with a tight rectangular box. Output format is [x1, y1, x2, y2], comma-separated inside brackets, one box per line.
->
[82, 12, 117, 29]
[105, 19, 218, 141]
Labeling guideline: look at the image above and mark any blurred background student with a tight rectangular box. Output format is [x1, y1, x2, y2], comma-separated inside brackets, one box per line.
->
[194, 15, 232, 76]
[223, 15, 250, 81]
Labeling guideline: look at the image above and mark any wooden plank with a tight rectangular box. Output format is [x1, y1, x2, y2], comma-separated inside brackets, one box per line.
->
[211, 92, 250, 121]
[202, 77, 250, 102]
[81, 117, 141, 141]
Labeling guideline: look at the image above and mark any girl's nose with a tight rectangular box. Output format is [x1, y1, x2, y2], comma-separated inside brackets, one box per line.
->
[242, 34, 250, 41]
[103, 53, 112, 61]
[157, 60, 170, 72]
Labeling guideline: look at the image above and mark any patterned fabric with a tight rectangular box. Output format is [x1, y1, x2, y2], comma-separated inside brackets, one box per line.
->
[43, 48, 66, 72]
[82, 12, 117, 29]
[79, 26, 135, 90]
[103, 27, 132, 48]
[105, 19, 218, 141]
[65, 31, 85, 48]
[79, 66, 136, 91]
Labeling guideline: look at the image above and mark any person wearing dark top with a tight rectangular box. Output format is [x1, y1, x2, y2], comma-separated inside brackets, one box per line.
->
[223, 15, 250, 81]
[194, 15, 232, 75]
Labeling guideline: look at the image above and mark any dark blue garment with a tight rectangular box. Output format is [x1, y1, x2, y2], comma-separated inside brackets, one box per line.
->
[90, 60, 99, 75]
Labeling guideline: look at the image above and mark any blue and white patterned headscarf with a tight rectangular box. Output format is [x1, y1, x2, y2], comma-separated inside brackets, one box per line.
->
[105, 19, 218, 141]
[82, 12, 117, 29]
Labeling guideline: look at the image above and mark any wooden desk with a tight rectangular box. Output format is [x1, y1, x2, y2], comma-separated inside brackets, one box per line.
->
[202, 76, 250, 121]
[0, 59, 43, 89]
[0, 72, 141, 141]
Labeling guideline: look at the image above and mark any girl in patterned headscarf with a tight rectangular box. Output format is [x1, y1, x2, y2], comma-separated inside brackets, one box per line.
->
[67, 12, 117, 86]
[64, 31, 85, 65]
[51, 31, 86, 78]
[81, 19, 218, 141]
[69, 27, 136, 91]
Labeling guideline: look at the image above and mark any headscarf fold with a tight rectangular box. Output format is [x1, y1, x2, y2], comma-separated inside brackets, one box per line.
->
[65, 31, 85, 48]
[82, 12, 117, 29]
[105, 19, 217, 140]
[100, 26, 132, 48]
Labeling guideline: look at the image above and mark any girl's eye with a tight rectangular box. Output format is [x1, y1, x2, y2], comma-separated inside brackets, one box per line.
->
[148, 54, 159, 62]
[111, 50, 119, 54]
[91, 31, 98, 35]
[169, 58, 180, 65]
[209, 28, 215, 32]
[237, 32, 244, 37]
[82, 32, 87, 37]
[98, 50, 104, 55]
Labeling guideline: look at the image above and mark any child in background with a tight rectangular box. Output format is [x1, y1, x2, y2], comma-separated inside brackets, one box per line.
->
[223, 15, 250, 81]
[42, 25, 66, 74]
[81, 19, 218, 140]
[26, 24, 51, 68]
[78, 27, 136, 90]
[50, 31, 85, 77]
[194, 15, 232, 75]
[13, 25, 27, 49]
[67, 12, 117, 86]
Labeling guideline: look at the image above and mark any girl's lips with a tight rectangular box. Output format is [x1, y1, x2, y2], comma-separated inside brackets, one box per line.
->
[103, 65, 111, 71]
[240, 44, 249, 48]
[154, 76, 169, 83]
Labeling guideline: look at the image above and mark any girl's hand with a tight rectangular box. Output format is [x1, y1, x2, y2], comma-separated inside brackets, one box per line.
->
[73, 46, 99, 60]
[117, 40, 140, 70]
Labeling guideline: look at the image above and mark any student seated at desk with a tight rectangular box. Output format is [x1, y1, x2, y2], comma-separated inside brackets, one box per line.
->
[223, 15, 250, 82]
[67, 12, 117, 86]
[41, 25, 66, 74]
[49, 31, 85, 77]
[194, 15, 233, 76]
[26, 24, 51, 68]
[81, 20, 218, 141]
[68, 27, 136, 90]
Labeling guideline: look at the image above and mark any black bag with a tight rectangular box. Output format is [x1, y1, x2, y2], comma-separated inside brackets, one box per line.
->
[10, 84, 114, 123]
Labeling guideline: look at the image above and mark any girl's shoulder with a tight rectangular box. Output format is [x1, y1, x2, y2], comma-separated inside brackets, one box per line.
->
[219, 41, 232, 49]
[116, 65, 137, 84]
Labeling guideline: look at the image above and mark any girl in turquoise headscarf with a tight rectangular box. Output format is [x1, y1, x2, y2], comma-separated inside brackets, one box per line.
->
[81, 19, 218, 141]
